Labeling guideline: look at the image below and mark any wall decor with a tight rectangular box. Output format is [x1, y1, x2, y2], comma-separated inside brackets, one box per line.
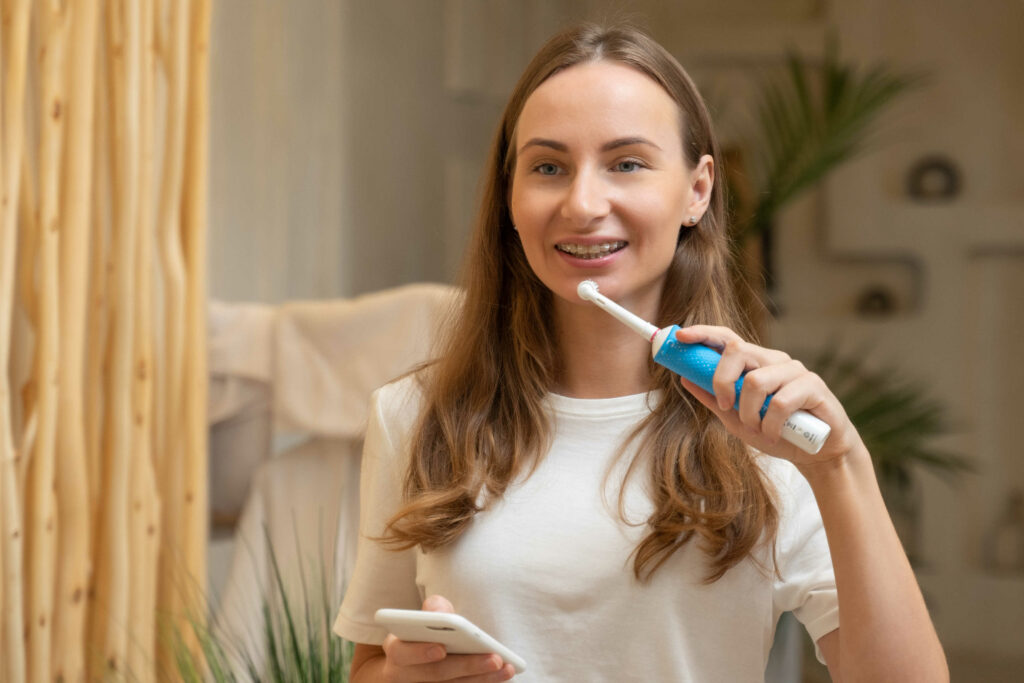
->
[906, 154, 962, 201]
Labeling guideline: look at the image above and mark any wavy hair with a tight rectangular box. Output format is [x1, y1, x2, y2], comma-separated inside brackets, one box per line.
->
[382, 23, 777, 582]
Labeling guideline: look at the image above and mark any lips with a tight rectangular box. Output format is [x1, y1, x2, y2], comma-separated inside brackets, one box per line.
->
[554, 240, 627, 260]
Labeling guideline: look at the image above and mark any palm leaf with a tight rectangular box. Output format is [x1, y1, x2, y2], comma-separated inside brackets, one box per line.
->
[809, 345, 972, 497]
[743, 35, 924, 237]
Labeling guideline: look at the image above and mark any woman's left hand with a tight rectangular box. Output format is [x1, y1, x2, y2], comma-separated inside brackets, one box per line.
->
[674, 325, 862, 467]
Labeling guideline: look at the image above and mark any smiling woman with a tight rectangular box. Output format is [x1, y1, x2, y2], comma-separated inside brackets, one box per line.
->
[332, 22, 948, 683]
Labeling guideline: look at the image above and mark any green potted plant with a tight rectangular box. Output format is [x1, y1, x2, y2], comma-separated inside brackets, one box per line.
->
[173, 532, 353, 682]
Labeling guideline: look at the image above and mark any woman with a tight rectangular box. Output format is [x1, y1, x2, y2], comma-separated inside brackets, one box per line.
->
[333, 23, 947, 682]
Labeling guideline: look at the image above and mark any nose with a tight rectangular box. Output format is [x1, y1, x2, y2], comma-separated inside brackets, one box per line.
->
[560, 168, 610, 227]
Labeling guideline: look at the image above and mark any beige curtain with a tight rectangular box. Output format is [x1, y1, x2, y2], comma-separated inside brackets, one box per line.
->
[0, 1, 211, 681]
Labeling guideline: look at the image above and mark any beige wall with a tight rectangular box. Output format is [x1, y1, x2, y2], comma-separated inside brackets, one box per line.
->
[209, 0, 346, 302]
[208, 0, 1024, 675]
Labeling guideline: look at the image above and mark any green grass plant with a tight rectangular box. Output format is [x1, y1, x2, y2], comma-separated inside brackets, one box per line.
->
[173, 526, 353, 683]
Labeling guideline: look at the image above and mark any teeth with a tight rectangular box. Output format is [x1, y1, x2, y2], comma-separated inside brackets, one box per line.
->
[556, 241, 626, 259]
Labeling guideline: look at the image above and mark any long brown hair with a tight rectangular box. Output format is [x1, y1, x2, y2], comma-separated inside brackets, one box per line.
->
[383, 23, 777, 582]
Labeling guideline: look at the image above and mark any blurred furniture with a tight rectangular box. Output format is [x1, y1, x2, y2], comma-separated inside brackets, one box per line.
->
[207, 283, 458, 667]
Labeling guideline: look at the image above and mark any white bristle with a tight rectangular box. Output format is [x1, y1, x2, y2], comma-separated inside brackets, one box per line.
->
[577, 279, 600, 302]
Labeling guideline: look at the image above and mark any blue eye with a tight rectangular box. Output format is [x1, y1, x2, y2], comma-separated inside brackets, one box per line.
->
[615, 160, 642, 172]
[535, 163, 559, 175]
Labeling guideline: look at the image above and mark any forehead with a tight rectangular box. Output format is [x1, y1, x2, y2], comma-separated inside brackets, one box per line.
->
[515, 60, 682, 150]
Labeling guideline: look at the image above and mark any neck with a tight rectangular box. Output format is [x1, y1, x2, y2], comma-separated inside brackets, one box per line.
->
[553, 297, 655, 398]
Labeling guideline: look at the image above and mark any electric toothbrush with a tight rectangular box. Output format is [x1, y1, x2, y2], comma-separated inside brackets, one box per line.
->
[576, 279, 830, 455]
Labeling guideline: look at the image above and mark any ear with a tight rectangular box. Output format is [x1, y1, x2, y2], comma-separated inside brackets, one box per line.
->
[685, 154, 714, 219]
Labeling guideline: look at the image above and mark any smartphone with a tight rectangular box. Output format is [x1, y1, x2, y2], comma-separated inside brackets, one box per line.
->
[374, 608, 527, 674]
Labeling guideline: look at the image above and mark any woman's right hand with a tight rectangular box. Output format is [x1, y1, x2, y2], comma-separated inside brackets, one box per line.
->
[365, 595, 516, 682]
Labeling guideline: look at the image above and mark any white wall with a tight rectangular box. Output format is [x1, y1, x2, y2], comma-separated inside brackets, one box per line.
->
[209, 0, 347, 302]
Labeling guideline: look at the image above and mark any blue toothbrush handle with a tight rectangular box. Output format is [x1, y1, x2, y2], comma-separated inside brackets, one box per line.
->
[652, 325, 831, 454]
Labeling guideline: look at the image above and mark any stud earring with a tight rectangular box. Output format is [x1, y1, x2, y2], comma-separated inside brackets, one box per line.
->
[688, 215, 698, 225]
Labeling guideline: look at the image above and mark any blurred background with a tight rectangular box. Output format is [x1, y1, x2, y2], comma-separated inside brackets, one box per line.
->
[204, 0, 1022, 680]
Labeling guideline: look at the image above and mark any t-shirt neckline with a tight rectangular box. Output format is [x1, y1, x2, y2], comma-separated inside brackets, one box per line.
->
[544, 390, 660, 419]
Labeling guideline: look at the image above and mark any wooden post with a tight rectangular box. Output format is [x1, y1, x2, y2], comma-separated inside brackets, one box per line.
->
[24, 1, 70, 679]
[1, 2, 32, 679]
[127, 1, 161, 680]
[52, 1, 101, 681]
[89, 0, 141, 675]
[181, 0, 211, 646]
[155, 0, 190, 668]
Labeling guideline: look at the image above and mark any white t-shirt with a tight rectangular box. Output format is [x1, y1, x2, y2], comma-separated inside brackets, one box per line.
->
[333, 376, 839, 681]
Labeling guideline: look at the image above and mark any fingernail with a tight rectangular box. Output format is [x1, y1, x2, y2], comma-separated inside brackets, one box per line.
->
[428, 646, 445, 661]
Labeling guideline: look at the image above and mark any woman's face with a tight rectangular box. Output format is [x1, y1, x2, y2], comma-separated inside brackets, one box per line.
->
[509, 60, 712, 320]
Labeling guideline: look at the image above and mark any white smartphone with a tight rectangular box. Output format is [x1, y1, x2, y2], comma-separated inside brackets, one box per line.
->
[374, 608, 527, 674]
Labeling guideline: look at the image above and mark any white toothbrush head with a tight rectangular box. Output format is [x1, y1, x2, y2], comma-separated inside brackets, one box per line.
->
[577, 279, 601, 302]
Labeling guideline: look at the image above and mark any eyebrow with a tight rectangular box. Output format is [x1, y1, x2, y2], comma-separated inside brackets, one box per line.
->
[517, 136, 662, 155]
[602, 136, 662, 152]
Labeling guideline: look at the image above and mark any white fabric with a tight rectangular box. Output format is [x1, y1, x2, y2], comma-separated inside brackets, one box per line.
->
[206, 283, 457, 435]
[205, 283, 459, 521]
[272, 283, 458, 438]
[333, 376, 839, 682]
[209, 378, 273, 522]
[208, 300, 276, 390]
[207, 300, 276, 521]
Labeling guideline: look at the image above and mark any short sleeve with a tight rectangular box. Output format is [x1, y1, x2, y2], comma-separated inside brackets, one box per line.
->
[332, 381, 423, 644]
[771, 462, 840, 664]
